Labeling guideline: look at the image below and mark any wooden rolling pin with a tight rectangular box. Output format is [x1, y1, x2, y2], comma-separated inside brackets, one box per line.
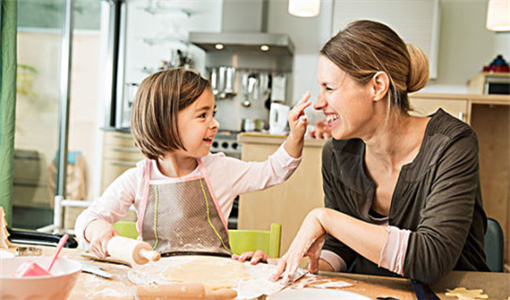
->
[135, 283, 237, 300]
[107, 236, 161, 265]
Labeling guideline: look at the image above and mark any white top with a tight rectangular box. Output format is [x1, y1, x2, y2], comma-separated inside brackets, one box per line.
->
[75, 144, 301, 244]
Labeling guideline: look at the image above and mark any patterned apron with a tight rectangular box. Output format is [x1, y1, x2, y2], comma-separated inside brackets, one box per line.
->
[137, 159, 231, 257]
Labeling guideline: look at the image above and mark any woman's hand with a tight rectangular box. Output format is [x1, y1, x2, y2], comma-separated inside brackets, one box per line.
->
[85, 219, 119, 258]
[232, 250, 279, 265]
[271, 208, 327, 283]
[284, 92, 312, 158]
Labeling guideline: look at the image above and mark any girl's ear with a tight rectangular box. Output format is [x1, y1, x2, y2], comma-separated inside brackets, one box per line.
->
[371, 72, 390, 101]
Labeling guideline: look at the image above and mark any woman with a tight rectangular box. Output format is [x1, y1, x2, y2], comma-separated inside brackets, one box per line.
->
[236, 20, 489, 284]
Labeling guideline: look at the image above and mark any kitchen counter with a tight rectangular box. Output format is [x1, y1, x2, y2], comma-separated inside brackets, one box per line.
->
[237, 133, 327, 255]
[238, 132, 326, 148]
[3, 245, 509, 299]
[100, 126, 133, 133]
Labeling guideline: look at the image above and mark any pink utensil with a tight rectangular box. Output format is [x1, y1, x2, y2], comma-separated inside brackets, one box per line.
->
[47, 234, 69, 272]
[13, 234, 69, 278]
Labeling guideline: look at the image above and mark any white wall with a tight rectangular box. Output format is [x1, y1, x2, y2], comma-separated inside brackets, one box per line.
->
[266, 0, 334, 124]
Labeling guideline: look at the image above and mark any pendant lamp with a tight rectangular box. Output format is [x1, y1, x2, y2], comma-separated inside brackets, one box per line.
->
[486, 0, 510, 31]
[288, 0, 320, 17]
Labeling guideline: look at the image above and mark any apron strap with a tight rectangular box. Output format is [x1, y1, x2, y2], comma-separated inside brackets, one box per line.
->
[197, 158, 229, 235]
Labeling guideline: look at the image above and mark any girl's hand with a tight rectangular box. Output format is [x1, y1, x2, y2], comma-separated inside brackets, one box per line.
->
[288, 92, 312, 140]
[307, 119, 332, 139]
[232, 250, 279, 265]
[271, 208, 327, 283]
[283, 92, 312, 158]
[85, 219, 119, 258]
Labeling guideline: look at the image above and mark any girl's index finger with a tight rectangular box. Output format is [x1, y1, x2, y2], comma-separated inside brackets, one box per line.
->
[298, 91, 312, 104]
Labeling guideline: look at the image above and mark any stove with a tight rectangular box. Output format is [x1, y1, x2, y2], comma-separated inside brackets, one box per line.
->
[211, 131, 242, 159]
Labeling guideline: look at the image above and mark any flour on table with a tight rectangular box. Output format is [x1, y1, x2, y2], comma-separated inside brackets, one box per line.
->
[163, 257, 252, 289]
[128, 256, 297, 299]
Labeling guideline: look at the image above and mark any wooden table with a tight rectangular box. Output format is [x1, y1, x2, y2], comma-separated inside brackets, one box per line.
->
[4, 245, 509, 299]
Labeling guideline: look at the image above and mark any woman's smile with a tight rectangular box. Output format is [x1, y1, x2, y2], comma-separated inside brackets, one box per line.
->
[325, 113, 340, 126]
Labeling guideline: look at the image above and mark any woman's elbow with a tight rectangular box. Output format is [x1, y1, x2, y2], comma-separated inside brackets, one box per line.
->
[405, 264, 450, 285]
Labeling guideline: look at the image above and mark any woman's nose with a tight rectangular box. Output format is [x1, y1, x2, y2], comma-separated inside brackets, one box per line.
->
[314, 92, 327, 110]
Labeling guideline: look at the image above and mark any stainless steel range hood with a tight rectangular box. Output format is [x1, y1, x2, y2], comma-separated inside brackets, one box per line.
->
[189, 32, 294, 55]
[189, 0, 294, 56]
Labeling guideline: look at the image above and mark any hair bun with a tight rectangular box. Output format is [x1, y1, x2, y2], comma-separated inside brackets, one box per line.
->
[406, 44, 429, 93]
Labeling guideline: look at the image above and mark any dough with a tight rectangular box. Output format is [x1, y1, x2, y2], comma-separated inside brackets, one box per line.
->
[163, 257, 252, 289]
[445, 287, 489, 300]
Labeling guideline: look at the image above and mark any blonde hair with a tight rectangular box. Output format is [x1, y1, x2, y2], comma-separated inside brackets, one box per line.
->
[320, 20, 429, 113]
[131, 68, 211, 160]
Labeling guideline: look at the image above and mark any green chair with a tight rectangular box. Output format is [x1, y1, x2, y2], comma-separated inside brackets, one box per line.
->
[113, 221, 139, 239]
[484, 218, 503, 272]
[229, 223, 282, 258]
[113, 221, 282, 259]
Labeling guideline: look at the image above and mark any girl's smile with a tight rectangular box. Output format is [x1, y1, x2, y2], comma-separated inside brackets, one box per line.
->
[177, 88, 219, 158]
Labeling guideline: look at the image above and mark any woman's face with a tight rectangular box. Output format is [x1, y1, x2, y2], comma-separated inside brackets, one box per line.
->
[177, 88, 219, 158]
[315, 56, 375, 140]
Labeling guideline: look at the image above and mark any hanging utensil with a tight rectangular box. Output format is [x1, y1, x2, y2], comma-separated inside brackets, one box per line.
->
[218, 67, 227, 99]
[223, 67, 236, 97]
[210, 68, 219, 96]
[242, 74, 258, 108]
[241, 73, 250, 107]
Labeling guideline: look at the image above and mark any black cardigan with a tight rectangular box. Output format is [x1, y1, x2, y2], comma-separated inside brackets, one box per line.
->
[321, 109, 490, 284]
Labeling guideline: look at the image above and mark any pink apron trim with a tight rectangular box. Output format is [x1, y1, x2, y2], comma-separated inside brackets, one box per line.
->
[148, 174, 204, 184]
[137, 159, 152, 239]
[198, 158, 229, 235]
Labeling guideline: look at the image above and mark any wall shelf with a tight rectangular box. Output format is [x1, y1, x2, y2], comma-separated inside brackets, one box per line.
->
[138, 36, 189, 46]
[139, 3, 192, 17]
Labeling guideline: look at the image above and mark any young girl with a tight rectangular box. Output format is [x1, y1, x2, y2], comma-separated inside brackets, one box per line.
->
[75, 68, 311, 258]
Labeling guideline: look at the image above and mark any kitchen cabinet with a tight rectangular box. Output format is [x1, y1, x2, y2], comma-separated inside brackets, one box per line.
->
[237, 133, 326, 255]
[409, 96, 469, 122]
[239, 94, 510, 269]
[63, 130, 142, 231]
[63, 127, 143, 229]
[100, 130, 144, 194]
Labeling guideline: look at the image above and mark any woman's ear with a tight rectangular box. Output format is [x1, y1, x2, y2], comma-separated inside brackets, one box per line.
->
[371, 72, 389, 101]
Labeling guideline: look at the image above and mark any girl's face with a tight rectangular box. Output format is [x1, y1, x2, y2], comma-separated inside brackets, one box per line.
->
[315, 56, 375, 140]
[177, 88, 219, 158]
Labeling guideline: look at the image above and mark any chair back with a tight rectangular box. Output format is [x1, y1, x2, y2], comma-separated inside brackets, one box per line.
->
[113, 221, 139, 239]
[229, 223, 281, 258]
[484, 218, 504, 272]
[112, 221, 282, 258]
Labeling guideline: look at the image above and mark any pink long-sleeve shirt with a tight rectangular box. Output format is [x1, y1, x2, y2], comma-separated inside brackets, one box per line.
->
[75, 144, 301, 244]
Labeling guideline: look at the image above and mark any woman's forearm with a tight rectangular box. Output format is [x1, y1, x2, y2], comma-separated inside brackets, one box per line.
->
[314, 208, 388, 266]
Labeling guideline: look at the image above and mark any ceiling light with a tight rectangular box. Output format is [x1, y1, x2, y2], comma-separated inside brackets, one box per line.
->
[215, 43, 224, 50]
[288, 0, 320, 17]
[486, 0, 510, 31]
[260, 45, 269, 51]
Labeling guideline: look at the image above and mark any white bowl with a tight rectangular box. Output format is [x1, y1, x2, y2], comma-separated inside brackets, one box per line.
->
[0, 256, 82, 300]
[268, 288, 371, 299]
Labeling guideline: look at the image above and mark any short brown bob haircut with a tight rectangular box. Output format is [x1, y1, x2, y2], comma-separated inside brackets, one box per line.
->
[131, 68, 211, 160]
